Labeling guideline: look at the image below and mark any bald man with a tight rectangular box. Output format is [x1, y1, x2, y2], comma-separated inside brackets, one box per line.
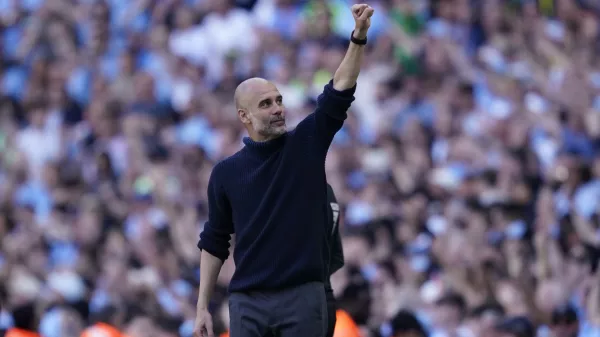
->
[194, 4, 374, 337]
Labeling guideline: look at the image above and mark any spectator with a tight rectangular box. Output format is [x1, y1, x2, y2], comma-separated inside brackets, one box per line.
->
[389, 310, 427, 337]
[5, 303, 41, 337]
[80, 305, 125, 337]
[547, 305, 580, 337]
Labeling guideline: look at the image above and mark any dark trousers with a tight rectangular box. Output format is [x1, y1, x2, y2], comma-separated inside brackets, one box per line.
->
[229, 282, 327, 337]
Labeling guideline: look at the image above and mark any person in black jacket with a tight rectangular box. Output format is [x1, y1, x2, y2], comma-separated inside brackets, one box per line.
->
[194, 4, 374, 337]
[325, 183, 344, 337]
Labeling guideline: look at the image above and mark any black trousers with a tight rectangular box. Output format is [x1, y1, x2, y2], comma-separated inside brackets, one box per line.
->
[229, 282, 327, 337]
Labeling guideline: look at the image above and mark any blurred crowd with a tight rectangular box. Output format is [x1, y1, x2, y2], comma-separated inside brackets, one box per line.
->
[0, 0, 599, 337]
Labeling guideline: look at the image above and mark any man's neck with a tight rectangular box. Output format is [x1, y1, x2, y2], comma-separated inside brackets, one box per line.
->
[250, 133, 282, 142]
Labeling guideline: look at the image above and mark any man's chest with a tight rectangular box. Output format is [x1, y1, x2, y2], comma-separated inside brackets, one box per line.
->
[224, 153, 325, 216]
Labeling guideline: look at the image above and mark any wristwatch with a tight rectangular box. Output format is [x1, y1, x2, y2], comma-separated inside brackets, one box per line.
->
[350, 30, 367, 45]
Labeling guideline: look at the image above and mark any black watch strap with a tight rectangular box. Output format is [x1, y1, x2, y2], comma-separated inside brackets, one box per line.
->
[350, 30, 367, 45]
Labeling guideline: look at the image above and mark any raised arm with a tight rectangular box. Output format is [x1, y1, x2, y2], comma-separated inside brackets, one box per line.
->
[295, 4, 374, 150]
[333, 4, 374, 91]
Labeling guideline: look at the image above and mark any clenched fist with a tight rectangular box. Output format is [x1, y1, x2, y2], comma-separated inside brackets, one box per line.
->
[351, 4, 374, 39]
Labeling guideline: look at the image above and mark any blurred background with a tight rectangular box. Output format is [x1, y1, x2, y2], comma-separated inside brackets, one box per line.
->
[0, 0, 599, 337]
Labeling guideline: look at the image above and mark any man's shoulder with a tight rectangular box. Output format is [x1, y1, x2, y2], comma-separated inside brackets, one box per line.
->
[211, 150, 246, 174]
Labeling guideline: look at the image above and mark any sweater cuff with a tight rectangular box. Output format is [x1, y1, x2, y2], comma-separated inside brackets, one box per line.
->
[197, 241, 229, 262]
[326, 80, 357, 98]
[198, 228, 230, 261]
[317, 80, 356, 121]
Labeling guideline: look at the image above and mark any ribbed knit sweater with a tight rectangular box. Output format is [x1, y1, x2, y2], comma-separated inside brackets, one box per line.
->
[198, 80, 356, 293]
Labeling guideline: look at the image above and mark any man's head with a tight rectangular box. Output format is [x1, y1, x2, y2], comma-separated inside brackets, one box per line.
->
[91, 304, 125, 326]
[234, 78, 286, 141]
[11, 302, 38, 331]
[550, 305, 579, 337]
[433, 292, 467, 329]
[390, 310, 427, 337]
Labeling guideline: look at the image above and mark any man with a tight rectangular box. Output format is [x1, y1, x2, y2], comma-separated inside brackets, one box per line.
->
[193, 4, 374, 337]
[325, 184, 344, 337]
[217, 183, 346, 337]
[432, 292, 467, 335]
[4, 303, 41, 337]
[80, 305, 126, 337]
[548, 305, 579, 337]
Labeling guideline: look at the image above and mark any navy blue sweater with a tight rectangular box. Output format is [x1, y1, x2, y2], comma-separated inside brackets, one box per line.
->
[198, 80, 355, 293]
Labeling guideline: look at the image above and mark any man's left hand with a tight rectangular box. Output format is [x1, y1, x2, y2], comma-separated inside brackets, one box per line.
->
[351, 4, 374, 39]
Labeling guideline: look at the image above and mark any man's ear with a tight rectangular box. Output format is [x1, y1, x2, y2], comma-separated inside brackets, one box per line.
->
[238, 109, 250, 124]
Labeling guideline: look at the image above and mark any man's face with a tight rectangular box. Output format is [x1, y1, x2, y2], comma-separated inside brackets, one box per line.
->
[434, 303, 461, 329]
[241, 84, 286, 140]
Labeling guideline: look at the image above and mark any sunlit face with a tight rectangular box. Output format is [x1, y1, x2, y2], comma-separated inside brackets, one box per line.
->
[239, 85, 286, 141]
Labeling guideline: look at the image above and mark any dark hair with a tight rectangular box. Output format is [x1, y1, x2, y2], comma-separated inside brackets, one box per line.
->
[12, 302, 37, 330]
[390, 310, 427, 336]
[551, 304, 578, 325]
[435, 292, 467, 319]
[468, 302, 505, 319]
[90, 305, 120, 325]
[337, 270, 371, 325]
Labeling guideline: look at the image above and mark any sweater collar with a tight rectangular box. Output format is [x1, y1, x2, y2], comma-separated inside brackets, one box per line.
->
[243, 134, 287, 155]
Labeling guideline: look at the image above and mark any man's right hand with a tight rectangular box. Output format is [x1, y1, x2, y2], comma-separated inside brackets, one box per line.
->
[195, 251, 225, 337]
[351, 4, 374, 39]
[193, 308, 214, 337]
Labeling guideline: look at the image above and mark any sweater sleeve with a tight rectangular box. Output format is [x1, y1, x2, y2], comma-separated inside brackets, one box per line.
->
[295, 80, 356, 151]
[197, 166, 234, 261]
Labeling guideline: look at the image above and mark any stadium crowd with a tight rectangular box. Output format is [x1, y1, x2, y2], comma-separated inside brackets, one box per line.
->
[0, 0, 599, 336]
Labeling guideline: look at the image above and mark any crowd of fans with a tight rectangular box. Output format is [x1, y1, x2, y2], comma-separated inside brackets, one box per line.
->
[0, 0, 599, 336]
